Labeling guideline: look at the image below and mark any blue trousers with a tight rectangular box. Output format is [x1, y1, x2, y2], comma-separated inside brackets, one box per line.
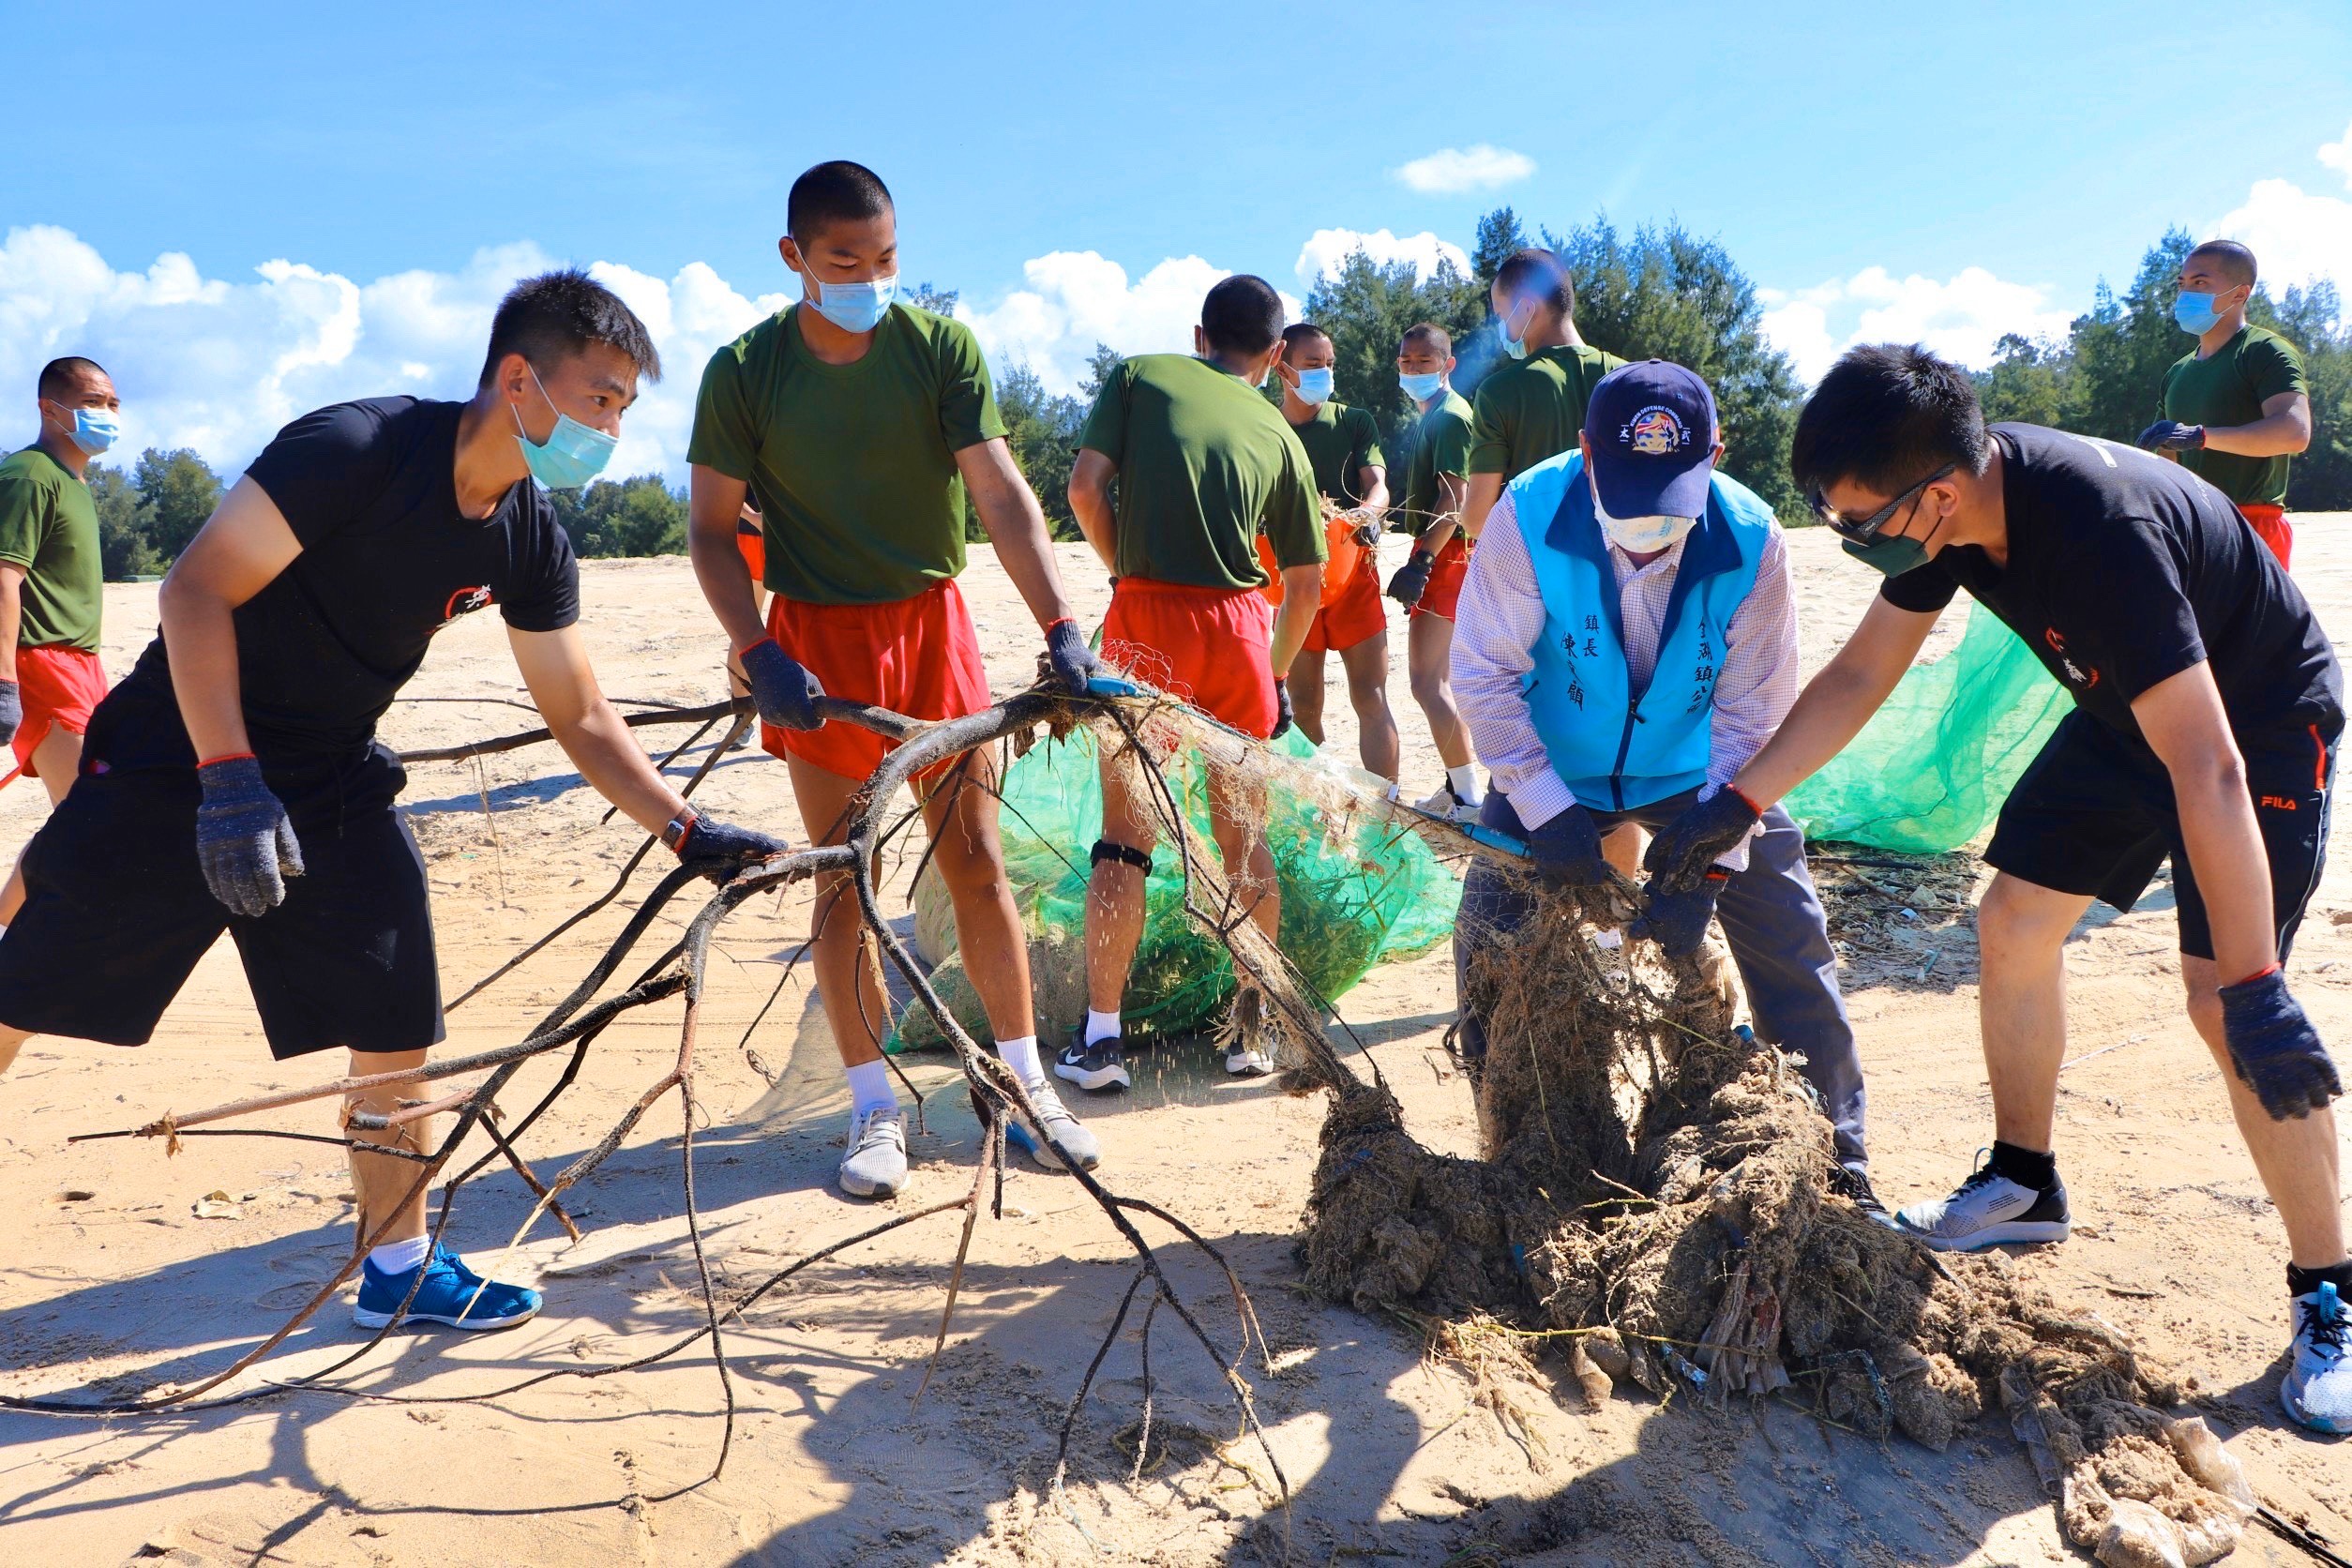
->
[1453, 789, 1868, 1170]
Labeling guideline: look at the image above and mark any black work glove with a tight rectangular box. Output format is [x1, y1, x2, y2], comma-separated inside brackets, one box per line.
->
[1630, 871, 1728, 958]
[1348, 514, 1382, 549]
[1386, 549, 1437, 607]
[1644, 788, 1762, 895]
[2135, 420, 2206, 453]
[0, 679, 19, 747]
[1270, 675, 1295, 740]
[195, 755, 304, 918]
[1527, 804, 1612, 893]
[672, 812, 791, 876]
[1043, 618, 1104, 696]
[739, 637, 824, 731]
[2217, 968, 2343, 1120]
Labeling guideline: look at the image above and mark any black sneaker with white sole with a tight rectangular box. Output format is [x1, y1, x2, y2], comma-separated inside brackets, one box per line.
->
[1829, 1164, 1898, 1229]
[1894, 1153, 2071, 1251]
[1054, 1028, 1132, 1093]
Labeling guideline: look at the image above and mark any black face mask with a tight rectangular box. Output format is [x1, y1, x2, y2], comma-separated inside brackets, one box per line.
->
[1841, 531, 1931, 577]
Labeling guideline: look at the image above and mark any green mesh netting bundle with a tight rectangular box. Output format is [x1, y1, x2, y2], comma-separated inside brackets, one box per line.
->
[1783, 599, 2071, 853]
[894, 728, 1460, 1050]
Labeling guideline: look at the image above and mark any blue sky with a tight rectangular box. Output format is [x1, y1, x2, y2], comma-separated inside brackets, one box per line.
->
[7, 0, 2350, 480]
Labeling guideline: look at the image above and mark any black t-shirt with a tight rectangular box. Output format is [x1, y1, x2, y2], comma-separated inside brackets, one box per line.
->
[115, 398, 580, 760]
[1877, 423, 2340, 746]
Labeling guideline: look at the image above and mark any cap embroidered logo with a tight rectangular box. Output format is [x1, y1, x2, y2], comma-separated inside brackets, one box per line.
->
[1625, 406, 1686, 457]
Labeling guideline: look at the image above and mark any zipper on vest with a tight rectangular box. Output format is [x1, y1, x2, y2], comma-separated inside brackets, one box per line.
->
[1609, 705, 1644, 811]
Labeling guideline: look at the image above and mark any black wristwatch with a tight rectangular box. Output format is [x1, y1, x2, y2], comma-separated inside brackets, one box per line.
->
[660, 808, 698, 852]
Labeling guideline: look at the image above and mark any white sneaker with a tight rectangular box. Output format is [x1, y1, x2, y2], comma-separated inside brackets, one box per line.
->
[837, 1105, 908, 1199]
[1225, 988, 1275, 1077]
[1894, 1152, 2070, 1251]
[1413, 782, 1482, 824]
[1003, 1078, 1102, 1171]
[2283, 1281, 2351, 1434]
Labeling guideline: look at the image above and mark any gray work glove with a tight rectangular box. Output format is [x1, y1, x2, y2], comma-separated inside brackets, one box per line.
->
[196, 755, 304, 917]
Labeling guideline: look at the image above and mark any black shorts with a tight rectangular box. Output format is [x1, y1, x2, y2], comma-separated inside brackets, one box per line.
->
[1984, 707, 2337, 962]
[0, 696, 444, 1060]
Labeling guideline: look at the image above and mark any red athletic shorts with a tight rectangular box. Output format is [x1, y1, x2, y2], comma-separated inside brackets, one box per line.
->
[736, 516, 766, 580]
[2239, 504, 2291, 570]
[760, 578, 991, 785]
[1304, 555, 1386, 653]
[1409, 535, 1470, 622]
[1102, 578, 1277, 739]
[7, 644, 107, 786]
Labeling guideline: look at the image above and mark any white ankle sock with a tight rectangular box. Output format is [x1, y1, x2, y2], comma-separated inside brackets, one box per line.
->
[369, 1235, 431, 1275]
[845, 1059, 895, 1120]
[996, 1034, 1042, 1085]
[1447, 764, 1484, 804]
[1084, 1009, 1123, 1046]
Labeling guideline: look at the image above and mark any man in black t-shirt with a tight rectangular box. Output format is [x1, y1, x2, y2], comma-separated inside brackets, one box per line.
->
[1642, 344, 2348, 1436]
[0, 272, 788, 1337]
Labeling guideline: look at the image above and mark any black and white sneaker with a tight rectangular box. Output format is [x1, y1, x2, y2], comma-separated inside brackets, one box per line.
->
[1894, 1151, 2071, 1251]
[1054, 1028, 1132, 1093]
[1829, 1165, 1899, 1229]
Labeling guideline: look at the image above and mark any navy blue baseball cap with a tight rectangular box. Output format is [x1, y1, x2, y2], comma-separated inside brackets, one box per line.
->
[1583, 359, 1719, 519]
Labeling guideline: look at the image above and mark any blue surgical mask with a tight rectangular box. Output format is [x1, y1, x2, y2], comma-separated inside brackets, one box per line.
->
[1293, 367, 1334, 404]
[805, 270, 897, 335]
[1498, 307, 1530, 361]
[1398, 370, 1445, 402]
[2173, 291, 2226, 336]
[512, 363, 618, 490]
[63, 405, 121, 456]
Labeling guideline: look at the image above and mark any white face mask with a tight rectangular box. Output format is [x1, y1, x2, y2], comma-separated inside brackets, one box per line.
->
[1591, 473, 1696, 552]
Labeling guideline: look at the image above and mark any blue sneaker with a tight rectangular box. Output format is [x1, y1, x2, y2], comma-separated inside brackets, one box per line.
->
[2283, 1281, 2351, 1435]
[354, 1243, 542, 1331]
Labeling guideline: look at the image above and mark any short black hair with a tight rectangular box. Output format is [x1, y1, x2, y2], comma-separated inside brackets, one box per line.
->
[1281, 322, 1331, 354]
[788, 160, 894, 244]
[1201, 275, 1286, 356]
[2187, 239, 2257, 289]
[1493, 248, 1574, 316]
[1791, 343, 1990, 502]
[478, 270, 661, 388]
[1400, 323, 1452, 355]
[38, 355, 107, 402]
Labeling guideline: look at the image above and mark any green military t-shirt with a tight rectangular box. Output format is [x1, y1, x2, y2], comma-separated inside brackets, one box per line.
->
[2161, 324, 2309, 508]
[1077, 354, 1324, 590]
[1401, 390, 1475, 531]
[1286, 401, 1384, 505]
[0, 446, 103, 652]
[688, 302, 1006, 605]
[1469, 343, 1627, 478]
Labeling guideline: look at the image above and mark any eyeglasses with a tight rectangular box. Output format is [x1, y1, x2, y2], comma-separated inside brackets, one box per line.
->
[1809, 464, 1954, 543]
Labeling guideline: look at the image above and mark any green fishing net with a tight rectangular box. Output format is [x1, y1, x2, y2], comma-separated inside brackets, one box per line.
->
[1784, 600, 2071, 853]
[894, 728, 1460, 1050]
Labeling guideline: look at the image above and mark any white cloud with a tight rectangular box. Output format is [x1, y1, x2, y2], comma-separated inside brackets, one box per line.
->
[957, 250, 1302, 396]
[1393, 144, 1535, 195]
[2319, 118, 2352, 188]
[1758, 266, 2074, 384]
[2207, 176, 2352, 305]
[0, 224, 787, 485]
[1294, 228, 1471, 287]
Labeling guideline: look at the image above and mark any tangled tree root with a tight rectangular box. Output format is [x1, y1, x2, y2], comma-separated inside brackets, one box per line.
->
[1298, 883, 2266, 1567]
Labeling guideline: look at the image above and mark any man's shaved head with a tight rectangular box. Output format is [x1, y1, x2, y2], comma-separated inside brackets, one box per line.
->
[38, 356, 107, 402]
[1400, 323, 1452, 356]
[2185, 240, 2257, 290]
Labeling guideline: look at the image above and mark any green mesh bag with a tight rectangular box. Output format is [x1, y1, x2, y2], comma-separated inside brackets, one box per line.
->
[1783, 599, 2071, 853]
[894, 728, 1459, 1049]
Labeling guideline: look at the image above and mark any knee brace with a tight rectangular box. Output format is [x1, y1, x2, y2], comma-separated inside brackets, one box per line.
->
[1091, 839, 1153, 874]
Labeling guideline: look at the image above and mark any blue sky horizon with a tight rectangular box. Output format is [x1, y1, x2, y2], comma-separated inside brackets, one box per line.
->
[7, 0, 2350, 483]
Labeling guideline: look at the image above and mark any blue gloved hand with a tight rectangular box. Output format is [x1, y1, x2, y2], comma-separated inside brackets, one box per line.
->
[2217, 968, 2343, 1120]
[738, 637, 824, 731]
[195, 754, 304, 918]
[2135, 420, 2206, 452]
[1528, 804, 1611, 892]
[1644, 788, 1762, 895]
[1630, 870, 1727, 957]
[0, 679, 20, 747]
[1043, 618, 1104, 696]
[1270, 675, 1295, 740]
[671, 812, 791, 876]
[1386, 549, 1437, 607]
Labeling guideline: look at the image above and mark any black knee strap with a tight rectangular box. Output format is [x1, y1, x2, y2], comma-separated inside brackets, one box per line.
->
[1092, 839, 1152, 873]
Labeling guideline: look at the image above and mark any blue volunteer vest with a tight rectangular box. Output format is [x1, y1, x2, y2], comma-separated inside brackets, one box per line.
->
[1511, 451, 1773, 811]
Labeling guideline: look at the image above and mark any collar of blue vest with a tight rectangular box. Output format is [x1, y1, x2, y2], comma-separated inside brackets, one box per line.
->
[1543, 465, 1744, 587]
